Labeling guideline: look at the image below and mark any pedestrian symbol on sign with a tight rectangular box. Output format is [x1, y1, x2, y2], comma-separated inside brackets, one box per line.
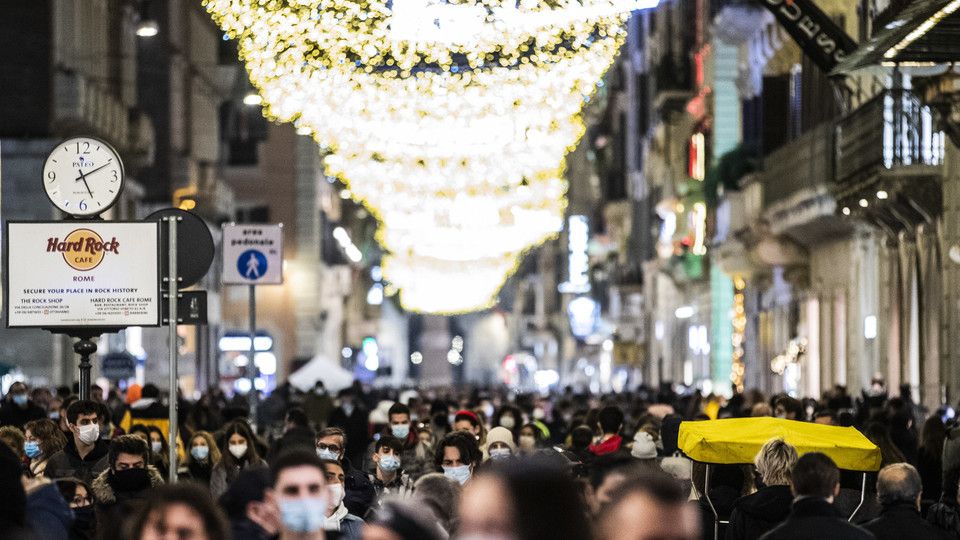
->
[238, 249, 268, 280]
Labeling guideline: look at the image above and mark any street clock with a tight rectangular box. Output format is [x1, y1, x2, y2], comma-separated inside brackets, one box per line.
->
[43, 136, 124, 218]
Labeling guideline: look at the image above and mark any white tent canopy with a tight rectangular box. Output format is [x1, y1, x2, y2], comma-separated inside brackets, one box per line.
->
[287, 355, 355, 393]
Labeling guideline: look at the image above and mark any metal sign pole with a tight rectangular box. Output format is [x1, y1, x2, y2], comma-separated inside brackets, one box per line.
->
[247, 284, 258, 427]
[166, 216, 180, 484]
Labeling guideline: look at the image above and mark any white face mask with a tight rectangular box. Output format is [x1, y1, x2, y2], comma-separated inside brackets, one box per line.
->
[77, 424, 100, 445]
[499, 416, 516, 430]
[229, 444, 248, 459]
[151, 441, 163, 454]
[328, 483, 345, 512]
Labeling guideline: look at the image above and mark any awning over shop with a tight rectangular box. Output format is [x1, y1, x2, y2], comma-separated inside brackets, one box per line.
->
[833, 0, 960, 76]
[678, 417, 882, 471]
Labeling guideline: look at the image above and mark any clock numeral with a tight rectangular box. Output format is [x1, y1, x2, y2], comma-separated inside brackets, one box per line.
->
[47, 171, 56, 183]
[112, 170, 118, 180]
[79, 200, 87, 211]
[75, 141, 90, 154]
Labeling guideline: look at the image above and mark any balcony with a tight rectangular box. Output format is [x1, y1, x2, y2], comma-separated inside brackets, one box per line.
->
[835, 89, 944, 190]
[762, 122, 834, 208]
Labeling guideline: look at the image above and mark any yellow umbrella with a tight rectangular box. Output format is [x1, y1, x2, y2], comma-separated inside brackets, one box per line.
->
[678, 417, 882, 472]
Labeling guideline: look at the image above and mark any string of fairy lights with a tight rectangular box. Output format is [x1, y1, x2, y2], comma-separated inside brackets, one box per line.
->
[205, 0, 655, 313]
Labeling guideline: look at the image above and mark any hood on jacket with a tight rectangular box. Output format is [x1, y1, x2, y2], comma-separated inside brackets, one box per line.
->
[91, 465, 165, 504]
[735, 484, 793, 519]
[26, 482, 74, 534]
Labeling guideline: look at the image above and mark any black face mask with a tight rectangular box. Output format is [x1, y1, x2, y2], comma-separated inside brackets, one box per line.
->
[109, 467, 151, 492]
[73, 505, 96, 531]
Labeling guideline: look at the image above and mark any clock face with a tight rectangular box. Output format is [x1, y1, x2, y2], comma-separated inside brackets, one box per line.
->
[43, 137, 124, 217]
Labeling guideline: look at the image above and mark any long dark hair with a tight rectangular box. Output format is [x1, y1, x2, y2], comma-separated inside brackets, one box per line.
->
[865, 422, 907, 466]
[220, 420, 260, 470]
[920, 416, 947, 459]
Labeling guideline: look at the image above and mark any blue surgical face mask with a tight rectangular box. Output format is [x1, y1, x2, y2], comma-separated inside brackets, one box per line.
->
[12, 394, 28, 407]
[24, 441, 42, 459]
[317, 448, 339, 461]
[391, 424, 410, 439]
[191, 445, 210, 461]
[279, 497, 327, 533]
[489, 448, 512, 460]
[443, 464, 472, 485]
[379, 455, 401, 472]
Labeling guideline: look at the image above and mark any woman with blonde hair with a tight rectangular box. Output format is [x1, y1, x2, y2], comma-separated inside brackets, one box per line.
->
[725, 437, 799, 540]
[179, 431, 221, 485]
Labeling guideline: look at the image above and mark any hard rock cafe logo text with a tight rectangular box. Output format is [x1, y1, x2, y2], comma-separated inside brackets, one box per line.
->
[46, 229, 120, 271]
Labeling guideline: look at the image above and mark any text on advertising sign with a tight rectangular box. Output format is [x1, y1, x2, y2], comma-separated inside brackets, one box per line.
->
[5, 221, 161, 328]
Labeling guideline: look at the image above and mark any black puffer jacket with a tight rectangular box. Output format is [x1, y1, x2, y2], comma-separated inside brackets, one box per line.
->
[726, 485, 793, 540]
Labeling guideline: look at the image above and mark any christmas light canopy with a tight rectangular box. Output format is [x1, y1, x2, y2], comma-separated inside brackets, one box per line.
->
[204, 0, 656, 313]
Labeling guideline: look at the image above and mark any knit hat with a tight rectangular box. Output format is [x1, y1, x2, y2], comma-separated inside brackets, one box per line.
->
[486, 426, 516, 452]
[631, 431, 658, 460]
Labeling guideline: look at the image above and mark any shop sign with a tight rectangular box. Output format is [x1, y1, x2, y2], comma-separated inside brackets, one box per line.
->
[5, 221, 161, 328]
[760, 0, 857, 73]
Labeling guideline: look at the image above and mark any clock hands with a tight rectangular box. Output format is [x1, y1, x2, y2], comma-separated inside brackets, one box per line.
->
[74, 171, 94, 198]
[73, 162, 113, 199]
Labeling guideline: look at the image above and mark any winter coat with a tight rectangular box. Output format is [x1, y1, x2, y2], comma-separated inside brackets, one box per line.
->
[927, 498, 960, 536]
[91, 465, 165, 540]
[45, 439, 111, 485]
[0, 399, 45, 429]
[759, 497, 875, 540]
[178, 460, 214, 485]
[368, 470, 415, 507]
[325, 503, 364, 540]
[25, 482, 73, 540]
[862, 502, 953, 540]
[342, 456, 376, 519]
[210, 458, 267, 500]
[725, 485, 793, 540]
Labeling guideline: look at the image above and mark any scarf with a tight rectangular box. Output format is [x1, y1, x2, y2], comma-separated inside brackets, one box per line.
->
[324, 502, 349, 531]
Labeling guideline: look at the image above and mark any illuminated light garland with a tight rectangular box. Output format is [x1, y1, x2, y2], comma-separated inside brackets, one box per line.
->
[731, 276, 746, 393]
[204, 0, 649, 313]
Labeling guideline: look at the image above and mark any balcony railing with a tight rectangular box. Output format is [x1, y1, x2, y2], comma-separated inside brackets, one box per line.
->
[835, 90, 945, 185]
[761, 122, 835, 209]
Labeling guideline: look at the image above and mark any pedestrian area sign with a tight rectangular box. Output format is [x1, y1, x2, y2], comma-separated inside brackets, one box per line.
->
[222, 224, 283, 285]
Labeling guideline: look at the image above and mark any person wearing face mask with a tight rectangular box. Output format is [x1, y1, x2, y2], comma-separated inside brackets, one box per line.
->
[362, 402, 433, 481]
[367, 436, 415, 505]
[0, 382, 45, 429]
[56, 478, 98, 540]
[268, 450, 331, 540]
[435, 431, 483, 486]
[316, 427, 377, 519]
[47, 400, 111, 485]
[517, 423, 544, 457]
[24, 418, 67, 478]
[91, 435, 165, 540]
[483, 426, 517, 462]
[179, 431, 221, 485]
[320, 460, 365, 538]
[211, 420, 268, 500]
[494, 405, 524, 438]
[129, 425, 170, 480]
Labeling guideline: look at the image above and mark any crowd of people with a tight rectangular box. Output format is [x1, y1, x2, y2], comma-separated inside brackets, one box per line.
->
[0, 375, 958, 540]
